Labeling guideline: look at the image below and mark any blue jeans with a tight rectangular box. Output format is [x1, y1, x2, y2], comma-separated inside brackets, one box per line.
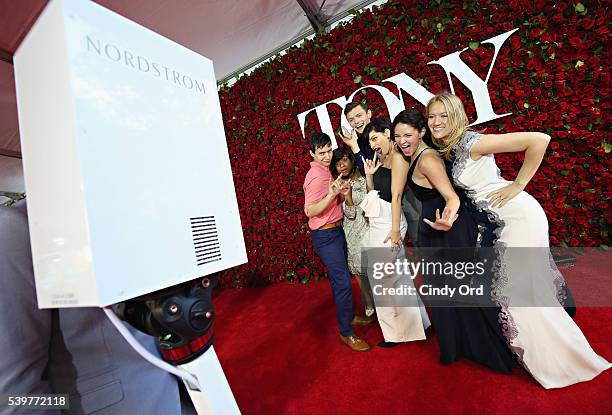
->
[311, 226, 354, 337]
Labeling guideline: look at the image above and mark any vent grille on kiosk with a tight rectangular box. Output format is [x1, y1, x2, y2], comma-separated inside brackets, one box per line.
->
[190, 216, 221, 266]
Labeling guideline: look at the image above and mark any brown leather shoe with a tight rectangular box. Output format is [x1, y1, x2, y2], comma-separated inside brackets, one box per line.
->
[340, 335, 371, 352]
[351, 314, 375, 326]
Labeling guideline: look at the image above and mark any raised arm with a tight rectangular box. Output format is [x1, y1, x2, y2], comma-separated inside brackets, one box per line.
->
[339, 181, 358, 220]
[365, 169, 374, 192]
[472, 132, 551, 207]
[364, 153, 381, 192]
[339, 127, 366, 176]
[387, 152, 410, 245]
[419, 152, 460, 231]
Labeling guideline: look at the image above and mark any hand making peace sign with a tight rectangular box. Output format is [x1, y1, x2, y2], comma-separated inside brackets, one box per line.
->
[338, 126, 360, 153]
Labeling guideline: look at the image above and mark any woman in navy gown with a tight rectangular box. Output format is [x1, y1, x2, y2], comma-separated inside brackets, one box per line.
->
[390, 108, 516, 373]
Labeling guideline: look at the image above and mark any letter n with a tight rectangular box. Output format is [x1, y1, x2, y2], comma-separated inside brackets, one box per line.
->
[86, 36, 101, 54]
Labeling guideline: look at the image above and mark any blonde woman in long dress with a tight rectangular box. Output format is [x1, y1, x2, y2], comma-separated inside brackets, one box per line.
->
[427, 92, 610, 388]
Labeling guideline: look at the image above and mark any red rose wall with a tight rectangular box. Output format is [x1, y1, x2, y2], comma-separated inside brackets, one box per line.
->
[217, 0, 610, 287]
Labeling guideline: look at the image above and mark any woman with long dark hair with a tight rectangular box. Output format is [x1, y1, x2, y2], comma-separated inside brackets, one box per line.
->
[390, 108, 517, 373]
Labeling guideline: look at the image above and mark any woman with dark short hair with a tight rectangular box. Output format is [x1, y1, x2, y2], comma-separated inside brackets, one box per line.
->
[361, 118, 430, 347]
[330, 147, 375, 319]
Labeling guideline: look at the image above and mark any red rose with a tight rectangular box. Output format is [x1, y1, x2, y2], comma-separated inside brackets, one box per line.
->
[581, 18, 595, 30]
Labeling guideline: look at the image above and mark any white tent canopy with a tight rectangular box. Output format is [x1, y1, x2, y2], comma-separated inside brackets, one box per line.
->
[0, 0, 376, 194]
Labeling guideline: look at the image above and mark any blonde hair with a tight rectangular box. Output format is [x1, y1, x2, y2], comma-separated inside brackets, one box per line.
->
[427, 93, 469, 160]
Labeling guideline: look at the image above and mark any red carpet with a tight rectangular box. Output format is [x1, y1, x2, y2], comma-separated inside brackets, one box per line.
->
[212, 253, 612, 414]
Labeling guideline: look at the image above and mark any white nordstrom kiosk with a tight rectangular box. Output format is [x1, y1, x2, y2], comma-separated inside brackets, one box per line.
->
[13, 0, 246, 413]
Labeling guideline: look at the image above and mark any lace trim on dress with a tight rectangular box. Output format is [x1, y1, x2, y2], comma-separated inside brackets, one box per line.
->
[549, 251, 569, 306]
[451, 131, 526, 363]
[453, 132, 569, 307]
[450, 130, 479, 190]
[489, 244, 526, 363]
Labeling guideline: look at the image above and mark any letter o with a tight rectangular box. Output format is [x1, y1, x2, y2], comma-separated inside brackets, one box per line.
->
[182, 75, 194, 89]
[104, 44, 121, 61]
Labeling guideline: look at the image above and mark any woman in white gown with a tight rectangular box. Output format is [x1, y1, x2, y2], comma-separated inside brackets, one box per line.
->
[426, 92, 610, 388]
[360, 118, 431, 346]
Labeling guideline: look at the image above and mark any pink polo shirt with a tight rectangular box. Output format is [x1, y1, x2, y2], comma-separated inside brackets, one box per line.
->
[303, 161, 343, 230]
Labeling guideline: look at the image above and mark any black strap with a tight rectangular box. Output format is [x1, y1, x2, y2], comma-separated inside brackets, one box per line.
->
[408, 147, 430, 176]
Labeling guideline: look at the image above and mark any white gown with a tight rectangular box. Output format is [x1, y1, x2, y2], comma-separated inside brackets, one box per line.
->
[360, 190, 431, 342]
[451, 131, 611, 388]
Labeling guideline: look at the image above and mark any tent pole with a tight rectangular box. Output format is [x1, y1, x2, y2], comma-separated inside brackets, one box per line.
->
[0, 149, 21, 159]
[0, 48, 13, 64]
[295, 0, 326, 32]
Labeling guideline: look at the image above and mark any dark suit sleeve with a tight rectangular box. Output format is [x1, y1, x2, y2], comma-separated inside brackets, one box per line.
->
[0, 206, 61, 414]
[354, 150, 366, 177]
[355, 132, 375, 177]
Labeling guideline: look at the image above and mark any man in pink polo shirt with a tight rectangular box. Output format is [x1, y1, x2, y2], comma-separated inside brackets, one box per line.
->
[304, 132, 370, 352]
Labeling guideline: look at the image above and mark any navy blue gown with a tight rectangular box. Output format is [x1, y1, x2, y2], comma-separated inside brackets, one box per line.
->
[406, 148, 516, 374]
